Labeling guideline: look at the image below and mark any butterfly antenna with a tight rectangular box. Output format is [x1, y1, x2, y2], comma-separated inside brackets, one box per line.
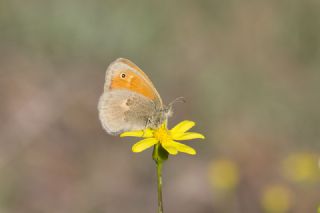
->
[168, 97, 186, 108]
[162, 97, 185, 120]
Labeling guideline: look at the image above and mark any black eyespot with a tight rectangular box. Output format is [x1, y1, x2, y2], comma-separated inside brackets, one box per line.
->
[120, 73, 126, 78]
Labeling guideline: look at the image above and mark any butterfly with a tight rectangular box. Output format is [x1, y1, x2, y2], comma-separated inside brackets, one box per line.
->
[98, 58, 183, 135]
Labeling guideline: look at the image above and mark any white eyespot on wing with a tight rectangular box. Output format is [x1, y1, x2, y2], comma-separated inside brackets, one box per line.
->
[120, 99, 130, 111]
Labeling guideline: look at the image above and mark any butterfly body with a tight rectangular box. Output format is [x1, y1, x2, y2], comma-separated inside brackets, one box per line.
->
[98, 58, 171, 135]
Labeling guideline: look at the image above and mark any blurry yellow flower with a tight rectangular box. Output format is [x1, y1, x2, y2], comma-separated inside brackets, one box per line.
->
[208, 159, 239, 191]
[282, 152, 320, 183]
[120, 120, 205, 155]
[261, 184, 292, 213]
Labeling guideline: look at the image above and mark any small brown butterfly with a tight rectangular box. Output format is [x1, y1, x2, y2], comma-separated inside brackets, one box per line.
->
[98, 58, 182, 135]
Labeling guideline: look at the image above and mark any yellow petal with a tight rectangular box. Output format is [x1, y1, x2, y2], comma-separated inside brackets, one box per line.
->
[170, 120, 195, 134]
[173, 132, 205, 141]
[120, 129, 153, 138]
[171, 141, 196, 155]
[162, 143, 178, 155]
[132, 138, 158, 152]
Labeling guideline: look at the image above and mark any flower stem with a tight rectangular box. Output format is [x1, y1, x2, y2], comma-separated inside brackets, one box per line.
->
[156, 160, 164, 213]
[153, 144, 168, 213]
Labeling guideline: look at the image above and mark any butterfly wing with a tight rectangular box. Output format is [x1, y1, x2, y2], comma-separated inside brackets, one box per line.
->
[104, 58, 162, 106]
[98, 90, 156, 135]
[98, 58, 164, 135]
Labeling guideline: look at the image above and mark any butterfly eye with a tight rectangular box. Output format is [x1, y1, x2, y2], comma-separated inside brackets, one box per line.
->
[120, 73, 126, 78]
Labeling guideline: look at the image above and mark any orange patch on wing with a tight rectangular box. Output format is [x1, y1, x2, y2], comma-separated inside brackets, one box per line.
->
[110, 70, 156, 100]
[117, 58, 152, 84]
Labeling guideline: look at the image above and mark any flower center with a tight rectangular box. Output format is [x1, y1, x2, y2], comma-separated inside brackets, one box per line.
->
[153, 125, 171, 143]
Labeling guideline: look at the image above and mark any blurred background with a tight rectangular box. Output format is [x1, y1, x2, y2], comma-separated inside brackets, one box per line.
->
[1, 0, 320, 212]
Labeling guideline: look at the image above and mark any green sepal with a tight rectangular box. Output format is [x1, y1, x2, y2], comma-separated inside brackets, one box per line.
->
[152, 144, 168, 163]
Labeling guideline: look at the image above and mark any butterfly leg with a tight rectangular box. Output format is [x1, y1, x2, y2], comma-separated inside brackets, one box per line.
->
[141, 117, 151, 137]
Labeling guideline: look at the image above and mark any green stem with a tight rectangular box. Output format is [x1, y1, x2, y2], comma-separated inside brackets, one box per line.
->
[153, 144, 168, 213]
[156, 160, 163, 213]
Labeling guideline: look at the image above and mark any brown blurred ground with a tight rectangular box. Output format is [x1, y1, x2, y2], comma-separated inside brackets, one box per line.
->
[0, 0, 320, 212]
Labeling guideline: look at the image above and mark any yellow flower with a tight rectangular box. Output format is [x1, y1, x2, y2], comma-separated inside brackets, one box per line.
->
[261, 184, 292, 213]
[282, 152, 320, 183]
[120, 120, 205, 155]
[208, 159, 239, 191]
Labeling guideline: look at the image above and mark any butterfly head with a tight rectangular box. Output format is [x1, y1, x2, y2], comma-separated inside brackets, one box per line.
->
[147, 97, 185, 129]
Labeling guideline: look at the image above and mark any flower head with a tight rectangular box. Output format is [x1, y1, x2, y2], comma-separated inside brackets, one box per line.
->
[261, 184, 292, 213]
[120, 120, 205, 155]
[282, 152, 320, 184]
[208, 159, 239, 191]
